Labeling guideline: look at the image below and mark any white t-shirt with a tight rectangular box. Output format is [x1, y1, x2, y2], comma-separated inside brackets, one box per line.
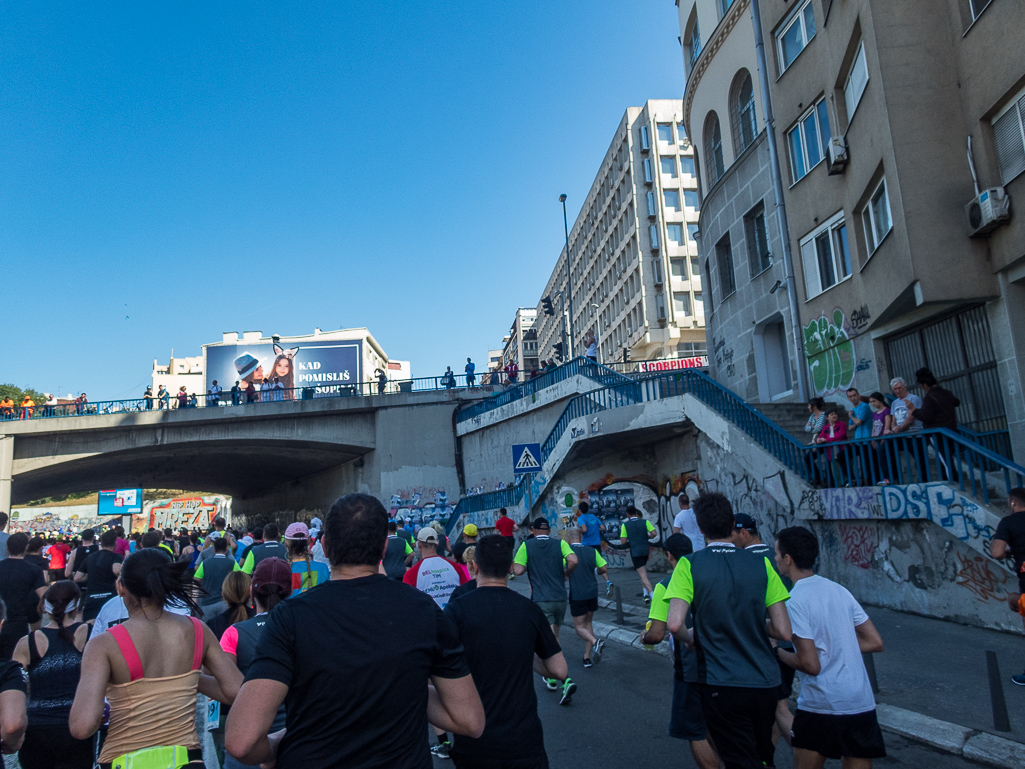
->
[90, 596, 192, 639]
[672, 507, 705, 551]
[787, 574, 876, 715]
[890, 393, 923, 432]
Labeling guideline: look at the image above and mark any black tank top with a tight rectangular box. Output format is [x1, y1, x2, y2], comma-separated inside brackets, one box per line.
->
[27, 625, 84, 725]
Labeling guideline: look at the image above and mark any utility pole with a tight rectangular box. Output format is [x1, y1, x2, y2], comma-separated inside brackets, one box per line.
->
[559, 194, 575, 358]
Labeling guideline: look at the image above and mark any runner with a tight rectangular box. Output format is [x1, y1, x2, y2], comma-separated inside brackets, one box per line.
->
[451, 524, 478, 564]
[402, 527, 467, 609]
[206, 571, 255, 641]
[574, 501, 604, 552]
[225, 493, 484, 768]
[0, 597, 28, 764]
[69, 548, 242, 768]
[46, 538, 71, 584]
[513, 518, 578, 703]
[11, 581, 93, 769]
[198, 518, 237, 565]
[565, 527, 609, 668]
[241, 523, 288, 573]
[382, 520, 415, 580]
[665, 492, 792, 769]
[194, 537, 243, 620]
[64, 529, 98, 583]
[161, 528, 180, 557]
[236, 526, 264, 565]
[445, 534, 567, 768]
[283, 522, 330, 594]
[448, 546, 478, 602]
[0, 534, 48, 659]
[775, 527, 887, 768]
[617, 506, 658, 603]
[494, 508, 518, 538]
[672, 493, 705, 551]
[73, 529, 123, 623]
[641, 534, 718, 769]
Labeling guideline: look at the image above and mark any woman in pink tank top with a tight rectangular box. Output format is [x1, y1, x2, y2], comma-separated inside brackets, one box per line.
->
[69, 548, 242, 769]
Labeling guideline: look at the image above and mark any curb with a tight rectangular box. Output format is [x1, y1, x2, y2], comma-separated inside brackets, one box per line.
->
[581, 607, 1025, 768]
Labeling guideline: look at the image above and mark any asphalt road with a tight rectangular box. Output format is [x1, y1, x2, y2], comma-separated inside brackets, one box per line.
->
[433, 627, 993, 769]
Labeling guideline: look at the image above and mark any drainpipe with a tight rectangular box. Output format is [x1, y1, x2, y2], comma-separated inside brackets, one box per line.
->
[750, 0, 809, 402]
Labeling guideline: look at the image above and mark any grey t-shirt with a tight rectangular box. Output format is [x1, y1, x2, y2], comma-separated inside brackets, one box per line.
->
[567, 543, 599, 601]
[516, 537, 571, 603]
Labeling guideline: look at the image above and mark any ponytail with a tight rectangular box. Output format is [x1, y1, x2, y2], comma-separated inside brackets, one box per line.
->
[254, 583, 287, 614]
[43, 580, 82, 645]
[120, 548, 201, 615]
[220, 571, 253, 627]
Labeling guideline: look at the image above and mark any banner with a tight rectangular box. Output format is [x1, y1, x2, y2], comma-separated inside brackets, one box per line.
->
[206, 339, 362, 395]
[639, 356, 709, 372]
[98, 488, 142, 516]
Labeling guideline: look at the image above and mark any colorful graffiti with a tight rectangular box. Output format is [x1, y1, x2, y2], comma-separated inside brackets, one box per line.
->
[388, 488, 453, 525]
[880, 483, 996, 544]
[803, 309, 856, 395]
[838, 522, 878, 570]
[136, 496, 223, 532]
[955, 552, 1011, 602]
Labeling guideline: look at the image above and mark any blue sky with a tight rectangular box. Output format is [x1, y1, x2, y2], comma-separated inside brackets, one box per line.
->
[1, 1, 684, 399]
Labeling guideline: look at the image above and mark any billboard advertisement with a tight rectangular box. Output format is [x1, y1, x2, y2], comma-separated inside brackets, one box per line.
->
[206, 339, 362, 395]
[639, 356, 709, 373]
[98, 488, 143, 516]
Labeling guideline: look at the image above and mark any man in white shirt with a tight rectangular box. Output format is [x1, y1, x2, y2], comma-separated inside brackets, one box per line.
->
[672, 494, 705, 551]
[208, 379, 223, 406]
[774, 526, 886, 767]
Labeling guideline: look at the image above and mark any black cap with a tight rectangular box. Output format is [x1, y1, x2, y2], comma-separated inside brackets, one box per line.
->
[531, 517, 551, 530]
[733, 513, 757, 531]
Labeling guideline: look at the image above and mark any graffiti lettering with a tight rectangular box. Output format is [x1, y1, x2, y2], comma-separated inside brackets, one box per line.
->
[955, 551, 1010, 602]
[713, 335, 736, 379]
[838, 522, 877, 570]
[803, 310, 856, 395]
[881, 483, 997, 543]
[813, 487, 881, 520]
[856, 358, 872, 372]
[849, 305, 871, 333]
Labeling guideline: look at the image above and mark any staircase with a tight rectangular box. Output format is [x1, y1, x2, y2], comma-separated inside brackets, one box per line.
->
[751, 403, 812, 444]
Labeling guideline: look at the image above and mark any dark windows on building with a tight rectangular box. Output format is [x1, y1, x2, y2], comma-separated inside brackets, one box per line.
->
[715, 233, 736, 300]
[993, 86, 1025, 184]
[744, 202, 772, 276]
[799, 211, 851, 297]
[704, 112, 725, 185]
[730, 70, 758, 156]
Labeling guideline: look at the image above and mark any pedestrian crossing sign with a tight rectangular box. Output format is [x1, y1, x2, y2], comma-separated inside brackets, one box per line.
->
[512, 443, 542, 474]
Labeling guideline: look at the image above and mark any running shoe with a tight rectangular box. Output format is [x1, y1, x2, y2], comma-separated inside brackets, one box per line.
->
[592, 638, 605, 664]
[544, 676, 559, 691]
[582, 657, 593, 668]
[1012, 674, 1025, 686]
[559, 678, 577, 705]
[430, 742, 451, 759]
[606, 580, 614, 597]
[643, 593, 651, 605]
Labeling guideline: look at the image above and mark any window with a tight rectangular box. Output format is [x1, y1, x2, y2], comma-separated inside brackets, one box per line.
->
[643, 157, 653, 183]
[776, 0, 816, 74]
[678, 341, 706, 356]
[687, 224, 700, 241]
[671, 258, 688, 279]
[681, 157, 696, 177]
[993, 87, 1025, 184]
[715, 233, 736, 300]
[717, 0, 735, 18]
[657, 123, 674, 144]
[660, 157, 678, 178]
[862, 178, 892, 253]
[645, 190, 657, 217]
[691, 257, 700, 277]
[649, 224, 660, 250]
[678, 122, 687, 142]
[674, 293, 692, 315]
[684, 190, 699, 209]
[704, 113, 725, 185]
[694, 292, 704, 316]
[787, 99, 830, 182]
[640, 125, 650, 151]
[844, 42, 869, 121]
[685, 16, 701, 72]
[744, 202, 772, 275]
[730, 70, 758, 156]
[664, 190, 681, 211]
[667, 224, 684, 246]
[969, 0, 992, 21]
[800, 212, 852, 298]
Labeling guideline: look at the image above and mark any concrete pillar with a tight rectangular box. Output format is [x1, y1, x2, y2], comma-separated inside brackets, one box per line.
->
[987, 275, 1025, 464]
[0, 435, 12, 514]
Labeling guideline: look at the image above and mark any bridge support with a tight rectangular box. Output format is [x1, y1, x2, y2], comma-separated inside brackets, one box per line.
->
[0, 436, 12, 515]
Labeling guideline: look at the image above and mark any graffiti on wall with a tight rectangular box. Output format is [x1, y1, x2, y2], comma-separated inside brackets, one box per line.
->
[713, 336, 736, 379]
[880, 483, 996, 544]
[812, 487, 882, 520]
[134, 496, 223, 532]
[803, 309, 856, 395]
[389, 488, 453, 524]
[838, 522, 878, 570]
[955, 552, 1011, 602]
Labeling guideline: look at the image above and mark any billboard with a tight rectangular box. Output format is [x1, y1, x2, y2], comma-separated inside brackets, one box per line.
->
[98, 488, 143, 516]
[206, 339, 362, 395]
[639, 356, 709, 373]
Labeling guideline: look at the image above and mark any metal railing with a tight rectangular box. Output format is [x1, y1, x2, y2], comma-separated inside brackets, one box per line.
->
[455, 357, 632, 424]
[0, 375, 494, 422]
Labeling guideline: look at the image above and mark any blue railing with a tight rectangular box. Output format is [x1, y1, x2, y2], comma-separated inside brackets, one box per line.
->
[445, 476, 528, 537]
[958, 426, 1013, 464]
[0, 375, 495, 422]
[455, 358, 632, 424]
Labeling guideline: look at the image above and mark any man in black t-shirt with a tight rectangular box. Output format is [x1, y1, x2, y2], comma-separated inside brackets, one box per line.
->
[74, 529, 123, 622]
[993, 488, 1025, 668]
[445, 535, 565, 769]
[226, 493, 484, 769]
[64, 528, 98, 583]
[0, 534, 47, 659]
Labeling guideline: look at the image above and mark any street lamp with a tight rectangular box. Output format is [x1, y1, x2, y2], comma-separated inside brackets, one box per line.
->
[559, 194, 575, 358]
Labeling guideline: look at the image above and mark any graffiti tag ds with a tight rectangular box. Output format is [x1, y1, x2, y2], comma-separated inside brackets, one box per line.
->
[803, 309, 856, 394]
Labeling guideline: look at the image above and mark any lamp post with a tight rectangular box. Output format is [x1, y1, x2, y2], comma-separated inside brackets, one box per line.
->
[559, 194, 575, 358]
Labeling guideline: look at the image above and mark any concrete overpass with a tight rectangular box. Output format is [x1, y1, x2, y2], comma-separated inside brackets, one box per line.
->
[0, 389, 490, 520]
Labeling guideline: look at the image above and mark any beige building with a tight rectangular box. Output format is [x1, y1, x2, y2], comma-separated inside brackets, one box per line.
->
[499, 308, 540, 376]
[533, 100, 706, 367]
[749, 0, 1025, 456]
[152, 355, 204, 397]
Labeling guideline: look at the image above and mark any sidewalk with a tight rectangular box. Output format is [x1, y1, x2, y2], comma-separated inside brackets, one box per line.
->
[511, 565, 1025, 766]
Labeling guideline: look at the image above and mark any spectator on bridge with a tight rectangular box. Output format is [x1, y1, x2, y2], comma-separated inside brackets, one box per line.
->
[814, 408, 849, 487]
[176, 386, 188, 409]
[442, 367, 457, 388]
[803, 398, 826, 441]
[270, 377, 285, 402]
[143, 387, 154, 410]
[208, 380, 223, 407]
[157, 385, 169, 409]
[465, 358, 476, 387]
[504, 360, 519, 385]
[259, 377, 271, 402]
[44, 393, 58, 417]
[74, 393, 87, 415]
[230, 381, 242, 406]
[0, 395, 14, 419]
[911, 367, 961, 482]
[20, 395, 35, 420]
[583, 330, 598, 362]
[374, 368, 388, 394]
[225, 493, 484, 768]
[245, 381, 258, 404]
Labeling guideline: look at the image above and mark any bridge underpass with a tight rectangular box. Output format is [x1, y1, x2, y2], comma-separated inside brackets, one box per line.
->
[1, 388, 486, 520]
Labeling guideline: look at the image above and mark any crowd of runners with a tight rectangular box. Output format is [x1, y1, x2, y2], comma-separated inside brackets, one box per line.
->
[0, 488, 917, 769]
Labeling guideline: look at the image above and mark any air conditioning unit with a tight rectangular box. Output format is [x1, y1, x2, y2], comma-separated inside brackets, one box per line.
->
[826, 136, 848, 175]
[646, 190, 657, 218]
[965, 188, 1011, 237]
[652, 259, 664, 286]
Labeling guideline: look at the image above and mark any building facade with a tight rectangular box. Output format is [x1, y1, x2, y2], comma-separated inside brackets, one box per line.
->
[678, 0, 805, 403]
[152, 355, 204, 397]
[500, 308, 540, 376]
[750, 0, 1025, 455]
[533, 100, 707, 367]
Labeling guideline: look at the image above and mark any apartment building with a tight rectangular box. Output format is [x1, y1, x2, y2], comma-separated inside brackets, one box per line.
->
[500, 308, 540, 375]
[751, 0, 1025, 456]
[533, 100, 707, 367]
[677, 0, 805, 403]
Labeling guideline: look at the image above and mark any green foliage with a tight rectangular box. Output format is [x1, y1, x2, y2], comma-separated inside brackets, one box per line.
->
[0, 383, 49, 405]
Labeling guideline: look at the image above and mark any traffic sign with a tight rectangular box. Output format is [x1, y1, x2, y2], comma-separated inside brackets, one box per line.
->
[512, 443, 542, 474]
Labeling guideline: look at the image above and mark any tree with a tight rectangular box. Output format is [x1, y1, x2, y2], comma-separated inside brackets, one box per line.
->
[0, 383, 48, 405]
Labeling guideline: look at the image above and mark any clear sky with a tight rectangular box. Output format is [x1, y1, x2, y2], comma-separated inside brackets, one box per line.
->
[1, 1, 684, 400]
